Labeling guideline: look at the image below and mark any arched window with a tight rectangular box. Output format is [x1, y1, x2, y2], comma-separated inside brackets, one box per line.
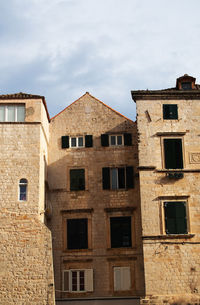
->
[19, 179, 28, 201]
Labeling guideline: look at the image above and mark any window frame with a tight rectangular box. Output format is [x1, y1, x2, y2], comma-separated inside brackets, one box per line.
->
[163, 104, 178, 120]
[69, 136, 85, 148]
[110, 216, 132, 248]
[160, 199, 190, 235]
[102, 166, 134, 190]
[18, 178, 28, 201]
[0, 104, 25, 122]
[67, 218, 88, 250]
[62, 269, 93, 292]
[109, 134, 124, 146]
[161, 136, 185, 170]
[113, 266, 131, 291]
[69, 168, 85, 191]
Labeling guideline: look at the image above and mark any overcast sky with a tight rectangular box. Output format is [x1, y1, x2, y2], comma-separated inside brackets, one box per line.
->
[1, 0, 200, 120]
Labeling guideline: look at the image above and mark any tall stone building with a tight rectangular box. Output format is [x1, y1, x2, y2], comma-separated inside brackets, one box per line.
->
[131, 74, 200, 304]
[1, 75, 200, 305]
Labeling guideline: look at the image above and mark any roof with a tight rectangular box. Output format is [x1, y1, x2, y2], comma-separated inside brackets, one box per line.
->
[0, 92, 50, 121]
[131, 74, 200, 102]
[51, 92, 134, 122]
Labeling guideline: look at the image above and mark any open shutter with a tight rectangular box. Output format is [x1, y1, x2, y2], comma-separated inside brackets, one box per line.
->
[61, 136, 69, 149]
[101, 134, 109, 146]
[126, 166, 134, 189]
[85, 269, 93, 292]
[102, 167, 110, 189]
[63, 270, 69, 292]
[121, 267, 131, 290]
[175, 202, 187, 234]
[124, 133, 132, 146]
[85, 135, 93, 147]
[114, 267, 121, 291]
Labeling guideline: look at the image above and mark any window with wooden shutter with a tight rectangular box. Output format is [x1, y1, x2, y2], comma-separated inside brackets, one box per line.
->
[101, 134, 109, 146]
[63, 269, 93, 292]
[110, 217, 132, 248]
[164, 138, 183, 169]
[67, 218, 88, 249]
[85, 135, 93, 147]
[61, 136, 69, 148]
[163, 104, 178, 120]
[164, 201, 187, 234]
[102, 167, 134, 190]
[114, 267, 131, 291]
[70, 169, 85, 191]
[102, 167, 110, 189]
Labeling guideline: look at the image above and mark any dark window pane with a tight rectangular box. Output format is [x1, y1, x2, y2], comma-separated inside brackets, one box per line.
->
[117, 135, 122, 145]
[101, 134, 109, 146]
[110, 217, 132, 248]
[67, 218, 88, 249]
[78, 137, 83, 147]
[181, 82, 192, 90]
[79, 271, 85, 291]
[19, 185, 27, 201]
[111, 168, 118, 189]
[102, 167, 110, 189]
[164, 139, 183, 169]
[110, 136, 116, 145]
[70, 169, 85, 191]
[163, 104, 178, 120]
[164, 202, 187, 234]
[118, 168, 125, 188]
[72, 271, 77, 291]
[71, 137, 76, 147]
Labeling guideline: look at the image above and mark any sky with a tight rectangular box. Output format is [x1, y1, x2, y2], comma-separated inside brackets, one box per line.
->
[1, 0, 200, 120]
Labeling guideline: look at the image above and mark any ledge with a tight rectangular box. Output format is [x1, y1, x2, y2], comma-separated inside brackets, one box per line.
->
[142, 234, 195, 240]
[61, 208, 93, 214]
[104, 207, 136, 213]
[0, 121, 41, 125]
[137, 166, 156, 171]
[156, 169, 200, 173]
[156, 195, 190, 200]
[156, 131, 186, 136]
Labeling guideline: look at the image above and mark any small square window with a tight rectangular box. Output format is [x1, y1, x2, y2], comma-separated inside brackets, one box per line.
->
[70, 169, 85, 191]
[181, 82, 192, 90]
[163, 104, 178, 120]
[164, 201, 188, 234]
[110, 216, 132, 248]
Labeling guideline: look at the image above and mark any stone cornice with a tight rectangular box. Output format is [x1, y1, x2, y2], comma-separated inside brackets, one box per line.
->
[131, 90, 200, 102]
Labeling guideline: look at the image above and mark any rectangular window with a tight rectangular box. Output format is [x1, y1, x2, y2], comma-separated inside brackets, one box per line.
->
[109, 135, 123, 146]
[63, 269, 93, 292]
[102, 167, 134, 190]
[164, 138, 183, 169]
[163, 104, 178, 120]
[114, 267, 131, 291]
[181, 82, 192, 90]
[164, 201, 188, 234]
[67, 218, 88, 249]
[110, 216, 132, 248]
[0, 104, 25, 122]
[101, 133, 132, 147]
[70, 136, 84, 148]
[70, 169, 85, 191]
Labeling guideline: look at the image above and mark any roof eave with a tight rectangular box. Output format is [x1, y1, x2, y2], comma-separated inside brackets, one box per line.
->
[131, 90, 200, 102]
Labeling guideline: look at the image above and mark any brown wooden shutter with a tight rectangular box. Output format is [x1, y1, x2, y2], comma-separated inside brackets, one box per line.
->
[101, 134, 109, 146]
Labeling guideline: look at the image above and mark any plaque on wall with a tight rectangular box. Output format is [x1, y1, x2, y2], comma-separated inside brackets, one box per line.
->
[189, 152, 200, 164]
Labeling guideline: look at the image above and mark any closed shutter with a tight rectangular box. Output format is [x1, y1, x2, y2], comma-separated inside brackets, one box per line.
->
[101, 134, 109, 146]
[164, 139, 183, 169]
[102, 167, 110, 189]
[85, 135, 93, 147]
[126, 166, 134, 189]
[114, 267, 131, 291]
[70, 169, 85, 191]
[164, 201, 187, 234]
[85, 269, 93, 292]
[124, 133, 132, 146]
[61, 136, 69, 148]
[63, 270, 69, 292]
[163, 104, 178, 120]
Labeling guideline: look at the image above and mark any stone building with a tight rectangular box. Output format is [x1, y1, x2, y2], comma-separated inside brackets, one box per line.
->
[1, 75, 200, 305]
[131, 74, 200, 304]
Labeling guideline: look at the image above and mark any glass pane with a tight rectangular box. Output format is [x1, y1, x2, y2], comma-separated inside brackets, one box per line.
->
[79, 271, 85, 291]
[110, 136, 116, 145]
[72, 271, 77, 291]
[19, 185, 27, 201]
[0, 106, 5, 121]
[78, 137, 83, 147]
[111, 168, 118, 189]
[117, 136, 122, 145]
[7, 105, 15, 121]
[71, 138, 76, 147]
[17, 105, 25, 122]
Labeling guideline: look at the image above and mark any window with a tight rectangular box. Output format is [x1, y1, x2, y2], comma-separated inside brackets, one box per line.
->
[164, 201, 188, 234]
[163, 104, 178, 120]
[70, 169, 85, 191]
[63, 269, 93, 292]
[0, 104, 25, 122]
[181, 82, 192, 90]
[163, 138, 183, 169]
[67, 218, 88, 249]
[110, 216, 132, 248]
[102, 167, 134, 190]
[101, 133, 132, 147]
[61, 135, 93, 149]
[113, 267, 131, 291]
[19, 178, 28, 201]
[109, 135, 123, 146]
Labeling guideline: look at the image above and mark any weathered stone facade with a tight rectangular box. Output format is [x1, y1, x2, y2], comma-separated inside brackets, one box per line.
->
[132, 74, 200, 305]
